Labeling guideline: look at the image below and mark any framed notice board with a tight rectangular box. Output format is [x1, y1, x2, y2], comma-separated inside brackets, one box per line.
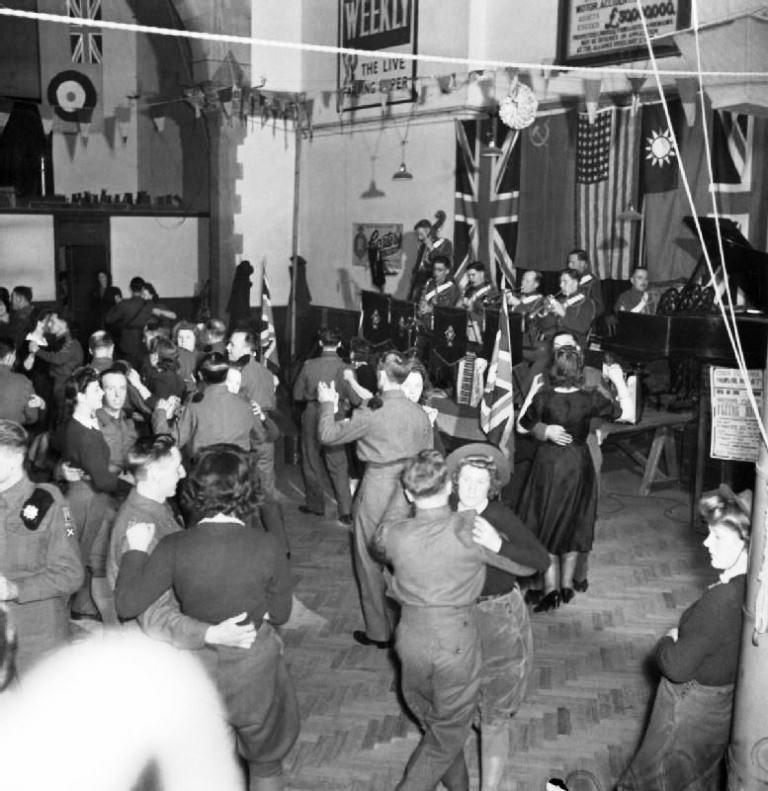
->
[557, 0, 690, 67]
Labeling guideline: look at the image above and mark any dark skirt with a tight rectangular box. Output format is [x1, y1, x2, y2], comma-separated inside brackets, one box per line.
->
[518, 441, 598, 554]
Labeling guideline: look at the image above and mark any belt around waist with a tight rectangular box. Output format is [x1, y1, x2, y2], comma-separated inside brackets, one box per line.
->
[366, 457, 413, 469]
[477, 585, 519, 604]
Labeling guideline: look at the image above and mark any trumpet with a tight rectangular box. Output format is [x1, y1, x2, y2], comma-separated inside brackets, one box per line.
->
[528, 291, 563, 320]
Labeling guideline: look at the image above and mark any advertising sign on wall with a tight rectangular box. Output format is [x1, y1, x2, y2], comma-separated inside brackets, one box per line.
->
[337, 0, 418, 112]
[709, 366, 764, 462]
[557, 0, 690, 66]
[353, 222, 404, 273]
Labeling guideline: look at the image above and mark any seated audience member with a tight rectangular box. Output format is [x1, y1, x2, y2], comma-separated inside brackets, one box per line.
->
[567, 248, 604, 319]
[96, 366, 138, 474]
[59, 367, 133, 622]
[28, 311, 84, 421]
[107, 434, 257, 652]
[105, 277, 156, 368]
[115, 445, 300, 790]
[372, 450, 532, 791]
[0, 420, 83, 677]
[447, 444, 550, 791]
[7, 285, 36, 351]
[0, 631, 242, 791]
[0, 336, 44, 424]
[615, 266, 655, 314]
[617, 485, 751, 790]
[418, 256, 460, 320]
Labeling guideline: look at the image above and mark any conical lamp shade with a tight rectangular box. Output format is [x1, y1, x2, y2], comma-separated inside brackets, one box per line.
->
[361, 179, 386, 198]
[392, 162, 413, 180]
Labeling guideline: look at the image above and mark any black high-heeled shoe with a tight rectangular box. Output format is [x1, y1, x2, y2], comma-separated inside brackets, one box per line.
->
[533, 590, 560, 613]
[560, 587, 575, 604]
[573, 578, 589, 593]
[524, 588, 543, 606]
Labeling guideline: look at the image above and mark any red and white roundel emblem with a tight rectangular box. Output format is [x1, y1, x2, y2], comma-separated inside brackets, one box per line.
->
[47, 70, 97, 121]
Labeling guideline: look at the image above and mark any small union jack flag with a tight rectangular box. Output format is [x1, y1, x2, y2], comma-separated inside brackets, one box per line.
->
[454, 118, 520, 290]
[68, 0, 102, 65]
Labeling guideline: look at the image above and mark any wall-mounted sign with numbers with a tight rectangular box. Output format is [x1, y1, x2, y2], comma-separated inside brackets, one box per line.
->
[709, 367, 764, 462]
[557, 0, 691, 67]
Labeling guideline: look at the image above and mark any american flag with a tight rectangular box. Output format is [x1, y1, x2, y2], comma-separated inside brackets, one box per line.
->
[576, 106, 639, 280]
[68, 0, 102, 65]
[480, 292, 514, 458]
[261, 278, 279, 374]
[454, 118, 519, 290]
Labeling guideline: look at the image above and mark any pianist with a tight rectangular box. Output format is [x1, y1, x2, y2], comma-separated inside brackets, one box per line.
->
[615, 267, 655, 315]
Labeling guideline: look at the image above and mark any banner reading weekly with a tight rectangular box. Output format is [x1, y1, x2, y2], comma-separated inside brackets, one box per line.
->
[338, 0, 418, 112]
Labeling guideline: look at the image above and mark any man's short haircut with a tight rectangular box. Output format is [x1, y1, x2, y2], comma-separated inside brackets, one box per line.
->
[631, 266, 649, 277]
[0, 419, 28, 451]
[129, 277, 145, 293]
[12, 286, 32, 304]
[524, 269, 542, 287]
[467, 261, 486, 273]
[99, 364, 128, 385]
[402, 449, 449, 499]
[318, 326, 341, 347]
[230, 329, 256, 351]
[431, 255, 450, 269]
[567, 249, 589, 265]
[414, 218, 431, 231]
[0, 336, 16, 359]
[378, 350, 410, 385]
[560, 267, 580, 283]
[205, 319, 227, 342]
[127, 434, 177, 480]
[88, 330, 114, 355]
[199, 352, 230, 384]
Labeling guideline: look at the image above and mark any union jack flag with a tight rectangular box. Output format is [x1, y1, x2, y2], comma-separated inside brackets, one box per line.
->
[261, 278, 279, 374]
[68, 0, 102, 65]
[480, 291, 514, 458]
[454, 118, 520, 290]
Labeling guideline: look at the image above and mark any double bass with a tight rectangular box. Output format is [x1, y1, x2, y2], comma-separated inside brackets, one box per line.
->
[408, 209, 450, 302]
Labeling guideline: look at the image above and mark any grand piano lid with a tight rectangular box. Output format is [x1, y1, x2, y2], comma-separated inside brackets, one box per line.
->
[683, 215, 768, 312]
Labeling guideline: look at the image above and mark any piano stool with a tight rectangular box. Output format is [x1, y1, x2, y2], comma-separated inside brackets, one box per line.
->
[599, 407, 695, 496]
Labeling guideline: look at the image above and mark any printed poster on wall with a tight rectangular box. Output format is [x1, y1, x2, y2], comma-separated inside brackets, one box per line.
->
[709, 367, 764, 462]
[557, 0, 690, 66]
[338, 0, 418, 112]
[353, 222, 404, 273]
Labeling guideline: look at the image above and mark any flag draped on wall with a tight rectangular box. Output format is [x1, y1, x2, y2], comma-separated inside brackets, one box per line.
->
[516, 110, 577, 272]
[67, 0, 103, 65]
[454, 118, 520, 289]
[575, 106, 639, 281]
[480, 295, 514, 458]
[640, 99, 684, 195]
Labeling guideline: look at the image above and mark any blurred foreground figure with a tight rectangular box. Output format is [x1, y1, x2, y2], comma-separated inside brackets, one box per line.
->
[0, 631, 242, 791]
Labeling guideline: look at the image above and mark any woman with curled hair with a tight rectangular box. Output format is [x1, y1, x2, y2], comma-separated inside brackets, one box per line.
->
[617, 486, 752, 790]
[518, 345, 621, 612]
[59, 366, 132, 621]
[115, 445, 299, 791]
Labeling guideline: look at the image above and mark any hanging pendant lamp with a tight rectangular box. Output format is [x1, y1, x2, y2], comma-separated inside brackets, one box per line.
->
[392, 140, 413, 180]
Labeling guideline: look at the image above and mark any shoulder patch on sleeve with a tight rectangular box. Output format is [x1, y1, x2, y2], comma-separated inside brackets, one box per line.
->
[20, 487, 55, 531]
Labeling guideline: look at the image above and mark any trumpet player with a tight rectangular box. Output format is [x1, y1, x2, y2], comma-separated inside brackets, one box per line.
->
[538, 268, 595, 349]
[506, 270, 544, 316]
[567, 248, 604, 319]
[418, 257, 459, 319]
[461, 262, 498, 343]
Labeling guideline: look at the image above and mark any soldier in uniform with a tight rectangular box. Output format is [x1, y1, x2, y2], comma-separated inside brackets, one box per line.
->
[460, 262, 498, 345]
[317, 351, 433, 648]
[0, 336, 44, 425]
[538, 269, 596, 349]
[0, 420, 83, 677]
[615, 266, 655, 314]
[293, 327, 357, 525]
[418, 257, 460, 322]
[567, 248, 604, 320]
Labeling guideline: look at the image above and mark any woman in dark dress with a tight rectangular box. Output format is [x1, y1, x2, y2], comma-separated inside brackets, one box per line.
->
[518, 344, 621, 612]
[115, 445, 300, 791]
[93, 271, 122, 331]
[617, 486, 751, 790]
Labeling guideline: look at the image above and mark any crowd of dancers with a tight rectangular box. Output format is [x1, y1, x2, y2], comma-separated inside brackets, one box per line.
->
[0, 270, 752, 791]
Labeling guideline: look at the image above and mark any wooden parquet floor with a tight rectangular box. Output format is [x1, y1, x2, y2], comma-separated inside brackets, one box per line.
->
[277, 449, 710, 791]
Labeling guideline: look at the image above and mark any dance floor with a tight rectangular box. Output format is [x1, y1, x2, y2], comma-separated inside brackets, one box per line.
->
[72, 443, 709, 791]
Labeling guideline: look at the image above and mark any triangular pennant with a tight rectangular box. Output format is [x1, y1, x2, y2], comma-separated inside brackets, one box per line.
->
[675, 77, 698, 127]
